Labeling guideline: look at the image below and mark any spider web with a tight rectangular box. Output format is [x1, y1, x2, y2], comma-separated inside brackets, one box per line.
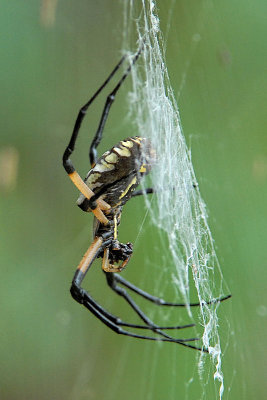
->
[121, 1, 229, 398]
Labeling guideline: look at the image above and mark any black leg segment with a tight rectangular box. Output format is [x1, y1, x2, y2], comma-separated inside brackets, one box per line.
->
[89, 46, 143, 166]
[70, 270, 206, 351]
[63, 56, 127, 174]
[114, 274, 231, 306]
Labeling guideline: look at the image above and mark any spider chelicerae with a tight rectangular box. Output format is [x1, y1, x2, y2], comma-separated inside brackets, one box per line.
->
[63, 46, 230, 351]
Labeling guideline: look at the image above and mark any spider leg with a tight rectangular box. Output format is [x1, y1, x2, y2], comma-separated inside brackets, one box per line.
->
[71, 277, 206, 351]
[63, 55, 126, 169]
[89, 46, 143, 167]
[72, 273, 193, 331]
[73, 248, 193, 331]
[68, 236, 179, 332]
[70, 240, 205, 350]
[132, 187, 154, 197]
[118, 321, 195, 330]
[63, 56, 131, 224]
[73, 287, 206, 350]
[83, 172, 137, 211]
[105, 273, 202, 347]
[114, 274, 231, 306]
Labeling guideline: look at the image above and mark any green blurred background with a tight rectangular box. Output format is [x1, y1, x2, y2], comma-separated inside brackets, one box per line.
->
[1, 1, 266, 399]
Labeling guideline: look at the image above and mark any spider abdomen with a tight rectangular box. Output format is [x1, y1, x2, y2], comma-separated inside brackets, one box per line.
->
[77, 136, 154, 209]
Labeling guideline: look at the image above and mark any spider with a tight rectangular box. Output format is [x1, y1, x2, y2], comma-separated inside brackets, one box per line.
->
[63, 47, 230, 351]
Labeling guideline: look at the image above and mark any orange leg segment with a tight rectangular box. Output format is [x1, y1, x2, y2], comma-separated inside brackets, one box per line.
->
[77, 237, 104, 275]
[68, 171, 110, 224]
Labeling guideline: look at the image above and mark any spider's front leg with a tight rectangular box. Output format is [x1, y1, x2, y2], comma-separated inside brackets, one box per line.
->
[62, 55, 134, 225]
[63, 145, 110, 225]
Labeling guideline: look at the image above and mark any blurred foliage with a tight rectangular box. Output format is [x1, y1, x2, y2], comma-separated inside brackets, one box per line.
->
[1, 1, 266, 399]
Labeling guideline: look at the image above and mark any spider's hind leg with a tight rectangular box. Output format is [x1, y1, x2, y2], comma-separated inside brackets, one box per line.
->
[69, 240, 205, 350]
[132, 187, 154, 197]
[105, 273, 200, 344]
[114, 273, 231, 307]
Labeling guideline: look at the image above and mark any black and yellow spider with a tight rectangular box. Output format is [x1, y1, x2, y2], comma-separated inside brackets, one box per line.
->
[63, 48, 230, 351]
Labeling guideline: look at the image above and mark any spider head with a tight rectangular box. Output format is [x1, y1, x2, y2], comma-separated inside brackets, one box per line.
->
[100, 240, 133, 273]
[109, 240, 133, 264]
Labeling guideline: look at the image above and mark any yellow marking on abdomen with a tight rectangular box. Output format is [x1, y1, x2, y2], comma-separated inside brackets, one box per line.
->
[86, 172, 101, 186]
[121, 140, 134, 148]
[101, 159, 115, 170]
[105, 152, 118, 163]
[139, 164, 147, 173]
[114, 215, 118, 239]
[119, 176, 137, 199]
[113, 146, 131, 157]
[130, 137, 142, 144]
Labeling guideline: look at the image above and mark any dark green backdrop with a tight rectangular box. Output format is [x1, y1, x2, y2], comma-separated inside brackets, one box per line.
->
[1, 1, 266, 399]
